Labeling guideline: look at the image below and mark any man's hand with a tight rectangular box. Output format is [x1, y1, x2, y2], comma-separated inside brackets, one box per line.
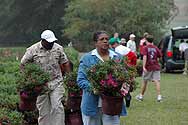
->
[60, 61, 72, 76]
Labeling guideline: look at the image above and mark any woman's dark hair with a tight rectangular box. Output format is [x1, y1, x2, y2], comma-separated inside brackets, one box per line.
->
[93, 31, 108, 42]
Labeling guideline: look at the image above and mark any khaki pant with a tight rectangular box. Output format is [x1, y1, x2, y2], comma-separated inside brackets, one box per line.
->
[184, 49, 188, 74]
[142, 70, 160, 81]
[36, 83, 65, 125]
[184, 60, 188, 73]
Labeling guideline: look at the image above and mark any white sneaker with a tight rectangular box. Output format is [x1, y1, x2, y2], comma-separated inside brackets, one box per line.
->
[157, 95, 162, 102]
[183, 72, 187, 75]
[136, 94, 143, 101]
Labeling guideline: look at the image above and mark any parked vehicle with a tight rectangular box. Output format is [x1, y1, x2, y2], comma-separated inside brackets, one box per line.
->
[158, 26, 188, 72]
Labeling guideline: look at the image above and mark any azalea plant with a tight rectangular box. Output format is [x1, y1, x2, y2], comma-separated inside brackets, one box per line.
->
[63, 69, 82, 97]
[87, 58, 137, 97]
[63, 67, 82, 112]
[16, 63, 50, 97]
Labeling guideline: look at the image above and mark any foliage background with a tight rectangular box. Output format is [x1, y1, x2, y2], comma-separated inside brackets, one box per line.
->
[63, 0, 176, 51]
[0, 0, 178, 51]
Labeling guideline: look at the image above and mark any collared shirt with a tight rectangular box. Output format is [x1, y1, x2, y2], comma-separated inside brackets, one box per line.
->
[115, 45, 131, 55]
[77, 49, 127, 116]
[179, 42, 188, 52]
[21, 41, 68, 84]
[91, 49, 119, 62]
[127, 40, 136, 53]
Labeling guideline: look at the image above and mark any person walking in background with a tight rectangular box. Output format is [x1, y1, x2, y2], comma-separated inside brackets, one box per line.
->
[127, 34, 136, 53]
[120, 38, 126, 46]
[77, 31, 127, 125]
[179, 40, 188, 75]
[113, 32, 121, 42]
[109, 32, 120, 51]
[109, 32, 121, 44]
[139, 32, 149, 60]
[109, 38, 137, 66]
[21, 30, 71, 125]
[136, 35, 162, 102]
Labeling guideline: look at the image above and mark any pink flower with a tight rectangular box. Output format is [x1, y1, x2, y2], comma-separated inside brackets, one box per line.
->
[106, 74, 118, 87]
[114, 59, 121, 63]
[100, 80, 106, 86]
[20, 91, 29, 99]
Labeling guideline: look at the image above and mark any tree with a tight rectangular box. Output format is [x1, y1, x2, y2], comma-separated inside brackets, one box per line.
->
[63, 0, 177, 51]
[0, 0, 67, 46]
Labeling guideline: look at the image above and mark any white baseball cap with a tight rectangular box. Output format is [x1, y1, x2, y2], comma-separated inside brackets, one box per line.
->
[130, 34, 136, 38]
[41, 30, 57, 43]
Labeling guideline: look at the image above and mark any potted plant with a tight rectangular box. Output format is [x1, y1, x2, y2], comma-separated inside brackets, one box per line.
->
[87, 58, 137, 115]
[63, 70, 82, 110]
[63, 69, 83, 125]
[16, 63, 50, 111]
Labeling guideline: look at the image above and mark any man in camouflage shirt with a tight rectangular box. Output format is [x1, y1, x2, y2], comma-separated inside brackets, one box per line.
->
[21, 30, 70, 125]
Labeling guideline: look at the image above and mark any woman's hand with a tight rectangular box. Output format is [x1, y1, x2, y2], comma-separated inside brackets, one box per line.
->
[120, 83, 130, 96]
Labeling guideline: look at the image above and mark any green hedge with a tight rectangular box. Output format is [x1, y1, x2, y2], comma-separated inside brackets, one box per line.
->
[0, 108, 23, 125]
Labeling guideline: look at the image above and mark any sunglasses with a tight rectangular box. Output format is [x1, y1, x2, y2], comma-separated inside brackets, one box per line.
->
[98, 37, 109, 41]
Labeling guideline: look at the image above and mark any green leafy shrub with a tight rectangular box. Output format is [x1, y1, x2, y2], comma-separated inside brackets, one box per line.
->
[16, 63, 50, 97]
[64, 47, 79, 66]
[0, 73, 17, 85]
[0, 108, 23, 125]
[0, 94, 18, 110]
[0, 62, 19, 74]
[0, 84, 17, 95]
[63, 70, 82, 96]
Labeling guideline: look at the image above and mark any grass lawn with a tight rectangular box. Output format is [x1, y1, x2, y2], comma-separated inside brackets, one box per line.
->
[121, 73, 188, 125]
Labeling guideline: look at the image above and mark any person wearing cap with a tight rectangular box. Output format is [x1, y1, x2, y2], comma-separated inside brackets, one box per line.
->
[20, 29, 71, 125]
[127, 34, 136, 53]
[113, 32, 121, 41]
[109, 33, 121, 48]
[120, 38, 126, 46]
[109, 37, 119, 51]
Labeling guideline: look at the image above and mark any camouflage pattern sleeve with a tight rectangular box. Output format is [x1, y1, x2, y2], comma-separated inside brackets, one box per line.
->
[21, 48, 33, 64]
[59, 46, 68, 65]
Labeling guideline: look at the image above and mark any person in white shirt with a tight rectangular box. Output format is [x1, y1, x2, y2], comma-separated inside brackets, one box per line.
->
[179, 40, 188, 53]
[127, 34, 136, 53]
[179, 40, 188, 75]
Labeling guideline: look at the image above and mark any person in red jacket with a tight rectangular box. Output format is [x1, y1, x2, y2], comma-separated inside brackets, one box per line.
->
[109, 38, 137, 66]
